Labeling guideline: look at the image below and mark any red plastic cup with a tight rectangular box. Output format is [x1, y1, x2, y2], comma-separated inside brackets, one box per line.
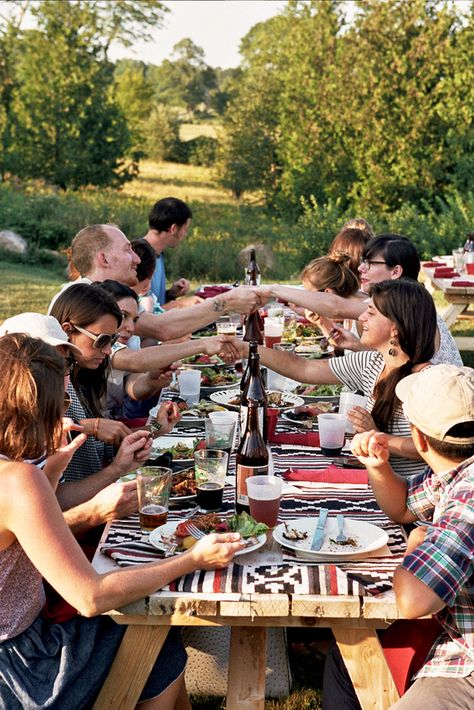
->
[266, 407, 279, 441]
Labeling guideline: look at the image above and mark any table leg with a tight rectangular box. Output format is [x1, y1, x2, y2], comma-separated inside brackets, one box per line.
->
[440, 303, 466, 328]
[226, 626, 267, 710]
[92, 625, 169, 710]
[333, 627, 400, 710]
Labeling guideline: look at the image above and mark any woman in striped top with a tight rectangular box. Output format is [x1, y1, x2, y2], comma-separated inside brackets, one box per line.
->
[237, 279, 437, 477]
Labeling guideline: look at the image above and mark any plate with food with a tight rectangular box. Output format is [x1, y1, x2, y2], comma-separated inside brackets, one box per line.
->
[179, 399, 229, 424]
[292, 384, 343, 402]
[210, 389, 304, 411]
[199, 367, 241, 393]
[273, 517, 388, 558]
[282, 402, 337, 428]
[282, 323, 324, 344]
[150, 436, 201, 463]
[170, 467, 197, 502]
[294, 343, 334, 358]
[179, 354, 227, 369]
[149, 512, 268, 555]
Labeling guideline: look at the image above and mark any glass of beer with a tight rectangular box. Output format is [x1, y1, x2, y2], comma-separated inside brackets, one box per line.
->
[137, 467, 172, 532]
[317, 413, 347, 457]
[246, 475, 282, 527]
[194, 449, 228, 512]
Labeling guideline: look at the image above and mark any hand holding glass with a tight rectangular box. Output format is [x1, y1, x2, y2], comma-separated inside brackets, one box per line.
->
[338, 392, 368, 434]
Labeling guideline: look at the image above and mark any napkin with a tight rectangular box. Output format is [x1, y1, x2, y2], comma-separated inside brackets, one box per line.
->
[451, 280, 474, 287]
[282, 465, 368, 485]
[268, 432, 320, 447]
[433, 268, 459, 277]
[423, 261, 445, 268]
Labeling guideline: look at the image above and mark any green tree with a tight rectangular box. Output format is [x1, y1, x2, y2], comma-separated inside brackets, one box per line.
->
[0, 0, 167, 188]
[151, 38, 217, 116]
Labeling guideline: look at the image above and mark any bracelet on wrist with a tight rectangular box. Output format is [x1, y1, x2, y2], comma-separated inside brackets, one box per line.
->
[92, 418, 100, 438]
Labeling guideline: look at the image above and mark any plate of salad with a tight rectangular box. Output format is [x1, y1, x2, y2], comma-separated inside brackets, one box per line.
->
[149, 512, 269, 555]
[292, 384, 343, 403]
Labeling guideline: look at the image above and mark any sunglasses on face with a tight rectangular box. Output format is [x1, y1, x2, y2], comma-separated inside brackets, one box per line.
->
[72, 324, 120, 350]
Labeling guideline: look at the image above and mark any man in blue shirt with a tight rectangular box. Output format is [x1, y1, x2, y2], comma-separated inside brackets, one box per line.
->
[143, 197, 192, 308]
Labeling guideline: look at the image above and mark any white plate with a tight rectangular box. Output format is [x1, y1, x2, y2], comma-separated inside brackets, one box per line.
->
[209, 390, 304, 411]
[149, 520, 267, 556]
[273, 517, 389, 558]
[151, 436, 200, 463]
[201, 379, 240, 394]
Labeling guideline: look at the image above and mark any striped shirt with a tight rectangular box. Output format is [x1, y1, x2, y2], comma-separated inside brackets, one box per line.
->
[329, 350, 424, 477]
[404, 457, 474, 678]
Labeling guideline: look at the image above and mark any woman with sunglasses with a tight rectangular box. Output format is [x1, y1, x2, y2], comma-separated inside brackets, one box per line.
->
[49, 284, 182, 515]
[0, 333, 245, 710]
[235, 279, 438, 477]
[261, 233, 461, 367]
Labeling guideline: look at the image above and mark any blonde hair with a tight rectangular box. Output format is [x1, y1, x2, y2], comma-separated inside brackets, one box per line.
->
[0, 334, 64, 460]
[301, 253, 360, 298]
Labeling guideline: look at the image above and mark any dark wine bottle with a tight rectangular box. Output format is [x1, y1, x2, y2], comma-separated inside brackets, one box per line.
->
[243, 248, 264, 343]
[239, 343, 267, 438]
[235, 400, 269, 514]
[245, 248, 261, 286]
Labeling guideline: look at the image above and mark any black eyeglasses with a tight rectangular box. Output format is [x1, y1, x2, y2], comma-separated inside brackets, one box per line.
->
[72, 324, 120, 350]
[360, 258, 387, 269]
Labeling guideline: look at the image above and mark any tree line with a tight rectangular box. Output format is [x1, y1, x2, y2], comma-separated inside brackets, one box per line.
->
[0, 0, 472, 220]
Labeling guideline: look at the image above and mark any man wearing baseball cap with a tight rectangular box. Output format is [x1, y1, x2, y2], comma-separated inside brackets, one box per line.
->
[323, 364, 474, 709]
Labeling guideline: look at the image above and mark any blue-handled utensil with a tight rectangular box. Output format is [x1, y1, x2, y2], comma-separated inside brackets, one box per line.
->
[311, 508, 329, 551]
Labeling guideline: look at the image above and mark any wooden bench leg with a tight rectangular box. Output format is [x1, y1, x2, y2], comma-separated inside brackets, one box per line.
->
[333, 627, 400, 710]
[93, 625, 169, 710]
[226, 626, 267, 710]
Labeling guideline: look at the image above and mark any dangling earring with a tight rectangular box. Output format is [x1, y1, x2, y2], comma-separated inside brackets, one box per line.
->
[388, 337, 398, 357]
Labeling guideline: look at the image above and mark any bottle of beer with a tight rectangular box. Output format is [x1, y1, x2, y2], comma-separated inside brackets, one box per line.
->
[245, 248, 261, 286]
[235, 400, 269, 514]
[239, 342, 267, 439]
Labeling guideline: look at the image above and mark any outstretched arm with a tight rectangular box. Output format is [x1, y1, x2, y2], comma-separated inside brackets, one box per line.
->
[135, 286, 262, 341]
[260, 284, 366, 321]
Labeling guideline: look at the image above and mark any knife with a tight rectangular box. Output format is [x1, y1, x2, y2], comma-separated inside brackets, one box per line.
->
[311, 508, 329, 551]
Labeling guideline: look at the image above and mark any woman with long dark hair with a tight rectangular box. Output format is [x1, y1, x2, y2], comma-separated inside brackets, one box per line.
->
[235, 279, 437, 476]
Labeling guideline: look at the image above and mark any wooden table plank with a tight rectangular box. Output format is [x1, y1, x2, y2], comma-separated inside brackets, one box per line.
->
[92, 625, 169, 709]
[226, 626, 267, 710]
[333, 627, 400, 710]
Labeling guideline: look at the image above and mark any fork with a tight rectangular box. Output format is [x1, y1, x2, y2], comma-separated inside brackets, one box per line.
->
[163, 540, 178, 557]
[185, 523, 206, 539]
[336, 515, 347, 544]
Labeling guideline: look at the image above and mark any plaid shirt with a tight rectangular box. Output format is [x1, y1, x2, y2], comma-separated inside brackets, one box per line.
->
[404, 456, 474, 678]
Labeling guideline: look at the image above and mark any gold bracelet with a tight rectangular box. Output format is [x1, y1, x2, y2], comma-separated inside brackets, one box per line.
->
[93, 418, 100, 438]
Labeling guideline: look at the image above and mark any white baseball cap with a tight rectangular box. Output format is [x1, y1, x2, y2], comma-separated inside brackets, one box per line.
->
[0, 312, 81, 357]
[396, 364, 474, 443]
